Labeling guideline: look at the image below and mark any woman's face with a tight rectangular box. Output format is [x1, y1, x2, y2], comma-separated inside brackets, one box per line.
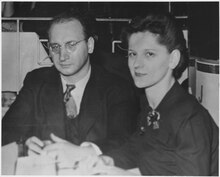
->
[128, 31, 173, 89]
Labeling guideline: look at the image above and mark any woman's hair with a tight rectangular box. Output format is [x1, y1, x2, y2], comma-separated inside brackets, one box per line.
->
[48, 8, 97, 40]
[121, 12, 188, 79]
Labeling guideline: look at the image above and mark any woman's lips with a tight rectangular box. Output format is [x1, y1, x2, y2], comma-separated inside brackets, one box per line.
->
[135, 72, 147, 77]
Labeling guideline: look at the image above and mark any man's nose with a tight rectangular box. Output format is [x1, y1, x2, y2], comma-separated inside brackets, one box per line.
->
[59, 47, 70, 61]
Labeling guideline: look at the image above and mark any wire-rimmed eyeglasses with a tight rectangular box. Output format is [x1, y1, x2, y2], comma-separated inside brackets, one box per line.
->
[47, 39, 87, 54]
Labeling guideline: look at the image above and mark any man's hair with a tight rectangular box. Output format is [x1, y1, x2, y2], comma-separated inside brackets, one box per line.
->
[48, 8, 97, 39]
[121, 12, 188, 79]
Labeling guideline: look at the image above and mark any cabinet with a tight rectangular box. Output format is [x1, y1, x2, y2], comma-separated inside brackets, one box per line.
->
[195, 58, 219, 125]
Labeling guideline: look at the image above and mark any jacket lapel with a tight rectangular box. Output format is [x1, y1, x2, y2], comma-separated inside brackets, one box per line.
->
[79, 67, 102, 141]
[41, 68, 66, 139]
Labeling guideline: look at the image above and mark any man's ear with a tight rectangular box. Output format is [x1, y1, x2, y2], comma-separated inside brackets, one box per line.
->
[169, 49, 180, 69]
[87, 37, 95, 54]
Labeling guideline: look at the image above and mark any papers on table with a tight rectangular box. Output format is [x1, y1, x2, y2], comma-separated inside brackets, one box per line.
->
[1, 142, 141, 175]
[2, 142, 18, 175]
[15, 154, 57, 175]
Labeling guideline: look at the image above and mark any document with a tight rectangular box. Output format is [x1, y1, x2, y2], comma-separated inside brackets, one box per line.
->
[2, 142, 18, 175]
[15, 154, 56, 175]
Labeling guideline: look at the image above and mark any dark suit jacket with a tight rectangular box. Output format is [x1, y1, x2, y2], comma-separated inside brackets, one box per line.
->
[107, 81, 219, 175]
[2, 65, 139, 153]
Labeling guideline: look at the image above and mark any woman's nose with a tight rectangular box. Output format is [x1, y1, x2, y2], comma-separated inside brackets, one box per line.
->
[133, 56, 143, 69]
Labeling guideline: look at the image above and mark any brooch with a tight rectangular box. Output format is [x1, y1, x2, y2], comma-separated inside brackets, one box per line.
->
[147, 109, 160, 129]
[147, 110, 160, 129]
[139, 109, 160, 135]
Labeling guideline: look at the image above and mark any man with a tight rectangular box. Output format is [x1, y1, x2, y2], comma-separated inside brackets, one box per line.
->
[2, 9, 139, 159]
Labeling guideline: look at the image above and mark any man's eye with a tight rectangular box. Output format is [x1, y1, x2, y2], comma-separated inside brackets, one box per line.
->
[146, 52, 154, 57]
[51, 44, 59, 50]
[67, 42, 77, 48]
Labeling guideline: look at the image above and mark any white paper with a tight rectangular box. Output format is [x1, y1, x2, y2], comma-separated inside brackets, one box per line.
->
[2, 142, 18, 175]
[15, 154, 56, 175]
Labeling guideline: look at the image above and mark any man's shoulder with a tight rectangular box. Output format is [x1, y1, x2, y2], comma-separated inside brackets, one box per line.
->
[28, 66, 56, 76]
[91, 65, 133, 87]
[29, 66, 56, 75]
[25, 66, 59, 83]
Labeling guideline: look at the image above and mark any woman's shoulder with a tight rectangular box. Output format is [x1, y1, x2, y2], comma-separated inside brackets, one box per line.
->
[175, 90, 209, 118]
[169, 82, 208, 117]
[166, 83, 216, 132]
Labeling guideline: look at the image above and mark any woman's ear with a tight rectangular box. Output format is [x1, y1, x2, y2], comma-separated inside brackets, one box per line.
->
[169, 49, 180, 69]
[87, 37, 95, 54]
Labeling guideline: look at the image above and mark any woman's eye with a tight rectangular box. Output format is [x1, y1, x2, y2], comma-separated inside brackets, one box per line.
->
[128, 52, 136, 57]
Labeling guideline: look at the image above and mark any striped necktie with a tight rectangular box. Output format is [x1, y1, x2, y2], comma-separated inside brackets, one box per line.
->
[63, 84, 77, 119]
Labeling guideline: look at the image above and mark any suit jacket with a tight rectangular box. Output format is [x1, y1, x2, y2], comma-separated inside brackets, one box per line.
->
[2, 65, 139, 152]
[107, 81, 219, 175]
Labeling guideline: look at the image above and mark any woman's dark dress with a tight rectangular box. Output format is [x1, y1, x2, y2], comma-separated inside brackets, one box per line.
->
[107, 81, 218, 176]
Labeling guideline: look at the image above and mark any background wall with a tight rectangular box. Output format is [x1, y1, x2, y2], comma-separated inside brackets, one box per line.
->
[5, 1, 218, 59]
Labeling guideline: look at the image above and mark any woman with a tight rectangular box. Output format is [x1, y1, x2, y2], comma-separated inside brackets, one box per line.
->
[84, 12, 218, 176]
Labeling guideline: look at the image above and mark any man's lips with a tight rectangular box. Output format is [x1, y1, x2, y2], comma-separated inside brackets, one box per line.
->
[60, 63, 72, 67]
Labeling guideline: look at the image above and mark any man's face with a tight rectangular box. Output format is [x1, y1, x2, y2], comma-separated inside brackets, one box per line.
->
[48, 20, 94, 81]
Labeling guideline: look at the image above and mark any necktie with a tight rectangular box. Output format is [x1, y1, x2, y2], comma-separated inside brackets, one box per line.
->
[63, 84, 77, 119]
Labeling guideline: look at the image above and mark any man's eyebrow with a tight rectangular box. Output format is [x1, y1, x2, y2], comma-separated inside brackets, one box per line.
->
[49, 40, 78, 45]
[66, 40, 79, 43]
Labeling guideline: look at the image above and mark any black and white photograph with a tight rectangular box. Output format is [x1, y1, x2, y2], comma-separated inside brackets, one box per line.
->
[1, 1, 219, 175]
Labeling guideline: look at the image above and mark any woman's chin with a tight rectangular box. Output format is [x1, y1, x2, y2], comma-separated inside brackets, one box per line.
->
[134, 81, 147, 89]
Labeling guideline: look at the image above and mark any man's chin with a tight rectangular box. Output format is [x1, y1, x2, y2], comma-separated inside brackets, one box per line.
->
[61, 72, 75, 77]
[60, 69, 76, 76]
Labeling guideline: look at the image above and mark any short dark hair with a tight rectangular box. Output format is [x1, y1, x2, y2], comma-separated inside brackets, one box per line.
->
[48, 8, 97, 40]
[121, 12, 188, 79]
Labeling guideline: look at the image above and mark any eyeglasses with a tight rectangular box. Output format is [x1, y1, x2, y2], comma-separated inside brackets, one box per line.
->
[47, 39, 87, 54]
